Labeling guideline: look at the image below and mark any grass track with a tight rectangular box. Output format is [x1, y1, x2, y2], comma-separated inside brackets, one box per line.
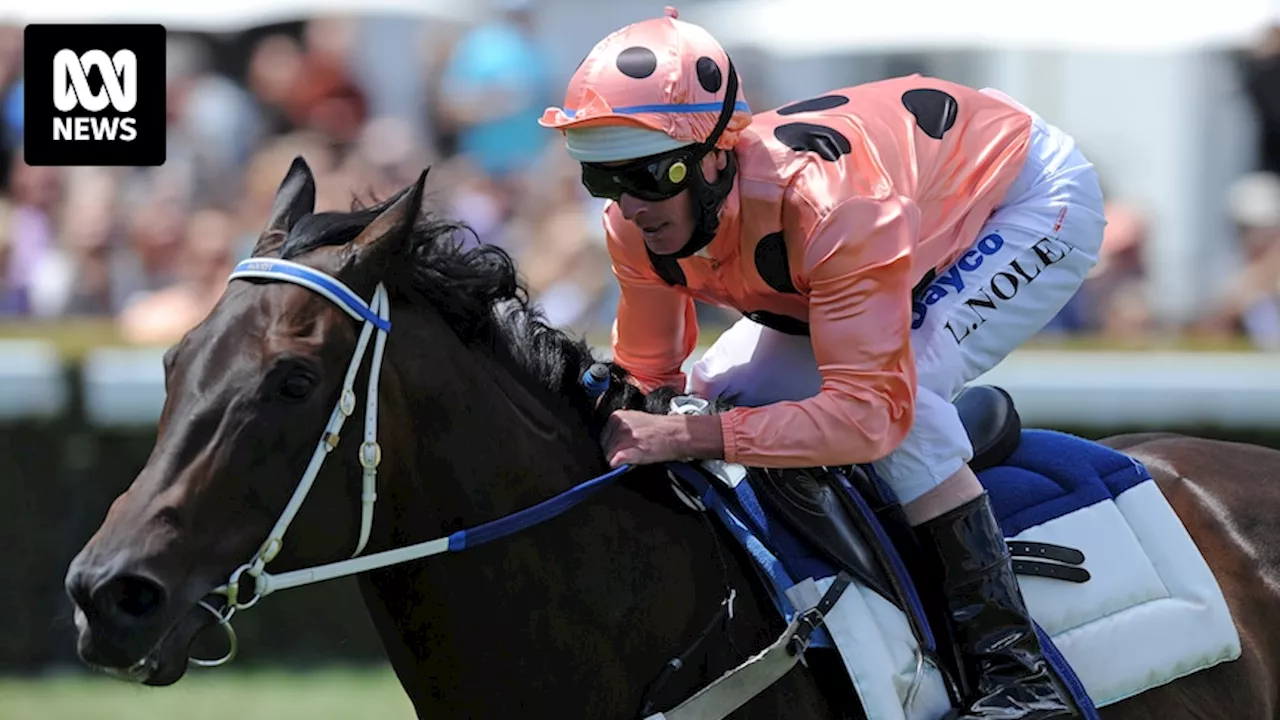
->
[0, 665, 415, 720]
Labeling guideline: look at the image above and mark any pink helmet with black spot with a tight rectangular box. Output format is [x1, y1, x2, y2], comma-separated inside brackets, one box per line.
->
[539, 6, 751, 163]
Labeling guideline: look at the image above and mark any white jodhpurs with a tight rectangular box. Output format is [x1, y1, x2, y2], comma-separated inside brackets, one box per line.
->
[688, 92, 1107, 505]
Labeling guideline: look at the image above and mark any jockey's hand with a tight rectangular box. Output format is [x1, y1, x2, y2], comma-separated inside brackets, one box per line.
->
[601, 410, 725, 468]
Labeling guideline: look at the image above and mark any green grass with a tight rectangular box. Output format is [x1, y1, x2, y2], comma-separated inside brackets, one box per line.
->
[0, 665, 416, 720]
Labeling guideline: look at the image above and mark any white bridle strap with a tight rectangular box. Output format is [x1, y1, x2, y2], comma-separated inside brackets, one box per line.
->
[219, 258, 389, 608]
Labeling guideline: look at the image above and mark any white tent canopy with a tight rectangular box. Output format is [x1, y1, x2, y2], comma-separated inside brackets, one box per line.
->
[681, 0, 1280, 55]
[1, 0, 478, 32]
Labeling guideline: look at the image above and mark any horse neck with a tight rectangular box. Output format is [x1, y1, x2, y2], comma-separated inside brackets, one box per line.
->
[380, 308, 603, 526]
[355, 307, 790, 717]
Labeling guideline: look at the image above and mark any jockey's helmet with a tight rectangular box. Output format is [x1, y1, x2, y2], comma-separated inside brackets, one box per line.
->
[539, 7, 749, 257]
[538, 6, 750, 167]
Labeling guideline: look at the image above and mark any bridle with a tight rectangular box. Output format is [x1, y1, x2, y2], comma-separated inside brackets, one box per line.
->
[186, 256, 634, 668]
[189, 256, 392, 666]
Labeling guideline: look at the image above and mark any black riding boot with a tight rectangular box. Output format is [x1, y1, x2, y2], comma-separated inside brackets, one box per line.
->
[915, 493, 1080, 720]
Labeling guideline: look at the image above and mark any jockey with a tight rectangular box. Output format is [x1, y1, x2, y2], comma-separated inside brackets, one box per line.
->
[540, 7, 1104, 719]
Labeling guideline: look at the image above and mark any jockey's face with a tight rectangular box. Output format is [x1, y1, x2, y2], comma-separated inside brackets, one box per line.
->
[615, 151, 728, 256]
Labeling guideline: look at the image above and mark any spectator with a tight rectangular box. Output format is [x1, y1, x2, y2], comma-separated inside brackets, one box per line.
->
[436, 0, 552, 187]
[26, 167, 123, 317]
[246, 34, 307, 139]
[1195, 172, 1280, 349]
[166, 35, 264, 207]
[117, 208, 237, 344]
[1240, 24, 1280, 176]
[1, 155, 61, 315]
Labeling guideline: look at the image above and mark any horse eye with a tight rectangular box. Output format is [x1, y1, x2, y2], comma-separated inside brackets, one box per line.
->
[277, 373, 315, 401]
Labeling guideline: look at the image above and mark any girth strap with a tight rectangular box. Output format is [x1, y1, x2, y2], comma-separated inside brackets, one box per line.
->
[643, 572, 854, 720]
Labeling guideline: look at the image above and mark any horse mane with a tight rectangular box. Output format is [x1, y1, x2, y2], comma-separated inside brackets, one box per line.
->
[275, 187, 660, 428]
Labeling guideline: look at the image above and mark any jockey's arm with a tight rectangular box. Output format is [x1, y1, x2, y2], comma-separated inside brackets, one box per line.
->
[604, 212, 700, 394]
[718, 196, 919, 468]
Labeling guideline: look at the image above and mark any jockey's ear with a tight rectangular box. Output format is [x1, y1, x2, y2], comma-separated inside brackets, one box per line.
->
[701, 150, 729, 183]
[253, 156, 316, 257]
[344, 168, 428, 275]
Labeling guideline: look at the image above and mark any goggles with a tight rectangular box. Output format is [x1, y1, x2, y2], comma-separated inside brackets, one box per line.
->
[580, 148, 697, 202]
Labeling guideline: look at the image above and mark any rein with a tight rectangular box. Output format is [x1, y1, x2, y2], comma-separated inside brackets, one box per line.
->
[190, 257, 635, 667]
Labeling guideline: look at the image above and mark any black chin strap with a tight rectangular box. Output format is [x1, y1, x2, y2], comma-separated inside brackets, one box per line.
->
[656, 58, 742, 261]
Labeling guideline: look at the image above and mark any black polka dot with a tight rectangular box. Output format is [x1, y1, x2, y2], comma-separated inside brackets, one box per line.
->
[777, 95, 849, 116]
[901, 89, 958, 140]
[616, 46, 657, 79]
[695, 57, 722, 93]
[745, 310, 810, 337]
[773, 122, 852, 162]
[754, 232, 797, 294]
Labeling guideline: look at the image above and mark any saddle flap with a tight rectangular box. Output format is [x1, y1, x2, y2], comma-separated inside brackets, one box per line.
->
[747, 467, 896, 606]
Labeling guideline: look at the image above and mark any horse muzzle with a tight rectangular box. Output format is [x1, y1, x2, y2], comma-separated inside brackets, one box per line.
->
[66, 565, 228, 685]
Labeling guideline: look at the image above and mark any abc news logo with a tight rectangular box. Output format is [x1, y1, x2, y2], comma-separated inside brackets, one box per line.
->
[24, 24, 165, 167]
[53, 49, 139, 142]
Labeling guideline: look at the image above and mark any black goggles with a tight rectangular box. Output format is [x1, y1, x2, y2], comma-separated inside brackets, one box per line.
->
[580, 148, 700, 202]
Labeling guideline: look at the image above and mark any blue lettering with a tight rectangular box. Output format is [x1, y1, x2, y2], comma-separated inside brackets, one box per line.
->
[914, 232, 1007, 329]
[978, 233, 1004, 254]
[956, 249, 984, 272]
[911, 301, 926, 330]
[935, 266, 966, 293]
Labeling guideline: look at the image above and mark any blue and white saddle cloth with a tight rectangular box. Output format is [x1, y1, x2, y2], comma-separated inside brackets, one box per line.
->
[666, 428, 1241, 720]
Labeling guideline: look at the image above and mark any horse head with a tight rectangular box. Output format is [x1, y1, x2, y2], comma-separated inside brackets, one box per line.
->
[62, 157, 613, 685]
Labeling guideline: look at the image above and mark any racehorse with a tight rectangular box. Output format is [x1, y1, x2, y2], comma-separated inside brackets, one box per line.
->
[64, 159, 1280, 719]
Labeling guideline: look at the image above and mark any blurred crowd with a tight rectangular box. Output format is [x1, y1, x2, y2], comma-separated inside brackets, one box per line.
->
[0, 7, 1277, 351]
[0, 5, 634, 344]
[1036, 26, 1280, 351]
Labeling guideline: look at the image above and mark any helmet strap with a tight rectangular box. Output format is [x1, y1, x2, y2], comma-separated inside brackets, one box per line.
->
[654, 57, 742, 260]
[666, 152, 737, 260]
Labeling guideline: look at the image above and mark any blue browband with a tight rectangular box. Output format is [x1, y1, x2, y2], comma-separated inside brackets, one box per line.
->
[229, 258, 391, 333]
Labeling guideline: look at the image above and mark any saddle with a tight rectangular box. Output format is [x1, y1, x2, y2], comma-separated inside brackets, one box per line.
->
[745, 385, 1022, 608]
[737, 383, 1044, 707]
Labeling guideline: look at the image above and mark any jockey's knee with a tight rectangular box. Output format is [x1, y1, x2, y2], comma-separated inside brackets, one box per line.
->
[901, 463, 984, 526]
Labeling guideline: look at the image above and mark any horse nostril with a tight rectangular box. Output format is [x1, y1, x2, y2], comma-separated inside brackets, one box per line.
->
[66, 571, 93, 613]
[97, 575, 167, 621]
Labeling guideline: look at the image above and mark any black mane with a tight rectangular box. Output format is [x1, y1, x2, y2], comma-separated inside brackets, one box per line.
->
[276, 188, 660, 427]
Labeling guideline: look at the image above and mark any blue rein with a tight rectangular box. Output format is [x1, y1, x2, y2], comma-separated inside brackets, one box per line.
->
[447, 463, 634, 551]
[447, 362, 632, 551]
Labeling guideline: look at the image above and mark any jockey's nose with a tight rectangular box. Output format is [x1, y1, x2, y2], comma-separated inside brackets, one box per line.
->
[617, 194, 647, 221]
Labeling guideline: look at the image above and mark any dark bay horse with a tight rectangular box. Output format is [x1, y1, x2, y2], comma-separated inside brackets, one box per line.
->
[64, 160, 1280, 719]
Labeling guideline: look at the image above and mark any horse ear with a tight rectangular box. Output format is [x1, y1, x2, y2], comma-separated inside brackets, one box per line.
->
[253, 156, 316, 257]
[347, 168, 429, 268]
